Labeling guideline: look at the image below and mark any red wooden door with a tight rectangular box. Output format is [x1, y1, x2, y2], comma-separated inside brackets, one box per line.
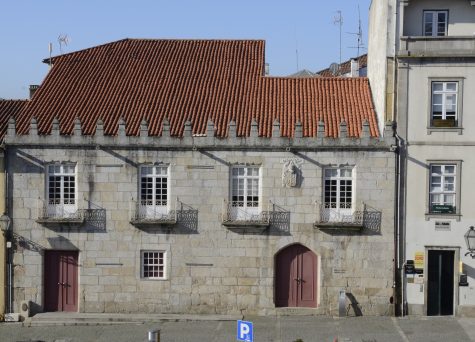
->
[44, 250, 78, 312]
[275, 244, 317, 308]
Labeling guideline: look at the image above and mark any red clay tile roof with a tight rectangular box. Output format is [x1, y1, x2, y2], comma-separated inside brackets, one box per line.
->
[15, 39, 378, 138]
[317, 54, 368, 77]
[0, 100, 28, 140]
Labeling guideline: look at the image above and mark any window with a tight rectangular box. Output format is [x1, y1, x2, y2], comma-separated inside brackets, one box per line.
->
[324, 168, 353, 210]
[322, 167, 354, 222]
[431, 81, 458, 127]
[46, 163, 77, 217]
[230, 166, 260, 220]
[429, 164, 456, 214]
[141, 251, 166, 279]
[423, 10, 448, 37]
[139, 165, 168, 218]
[426, 161, 462, 220]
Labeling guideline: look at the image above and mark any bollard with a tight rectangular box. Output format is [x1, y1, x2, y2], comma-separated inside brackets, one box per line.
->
[338, 290, 346, 317]
[148, 329, 160, 342]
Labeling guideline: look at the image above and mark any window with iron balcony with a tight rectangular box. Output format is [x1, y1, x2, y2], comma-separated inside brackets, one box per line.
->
[37, 163, 83, 223]
[131, 165, 176, 225]
[222, 165, 269, 227]
[315, 167, 364, 230]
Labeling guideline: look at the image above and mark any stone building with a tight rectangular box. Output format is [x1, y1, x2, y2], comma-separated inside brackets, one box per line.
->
[0, 100, 28, 318]
[6, 39, 396, 316]
[368, 0, 475, 316]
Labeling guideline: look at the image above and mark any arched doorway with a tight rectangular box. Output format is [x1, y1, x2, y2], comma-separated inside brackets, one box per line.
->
[275, 244, 317, 308]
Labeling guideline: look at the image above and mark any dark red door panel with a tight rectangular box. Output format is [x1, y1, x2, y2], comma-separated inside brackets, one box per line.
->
[275, 244, 317, 308]
[44, 251, 78, 312]
[275, 246, 298, 307]
[297, 247, 317, 307]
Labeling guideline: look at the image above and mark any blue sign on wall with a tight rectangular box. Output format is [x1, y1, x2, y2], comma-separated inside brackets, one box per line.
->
[237, 320, 253, 342]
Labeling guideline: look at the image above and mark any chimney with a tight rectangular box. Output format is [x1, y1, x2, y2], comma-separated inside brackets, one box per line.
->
[29, 85, 39, 99]
[265, 63, 270, 76]
[350, 59, 359, 77]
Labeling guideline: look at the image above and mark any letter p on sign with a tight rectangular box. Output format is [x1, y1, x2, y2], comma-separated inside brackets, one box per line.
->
[237, 320, 253, 342]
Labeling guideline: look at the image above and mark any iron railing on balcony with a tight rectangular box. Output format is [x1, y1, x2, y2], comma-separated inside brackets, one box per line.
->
[317, 202, 383, 232]
[221, 199, 271, 226]
[130, 197, 178, 225]
[315, 203, 364, 228]
[37, 199, 85, 223]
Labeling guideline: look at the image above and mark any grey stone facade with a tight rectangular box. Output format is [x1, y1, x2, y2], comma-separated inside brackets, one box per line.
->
[6, 120, 396, 316]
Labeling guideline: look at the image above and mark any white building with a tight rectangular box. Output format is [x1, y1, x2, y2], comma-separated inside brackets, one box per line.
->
[368, 0, 475, 316]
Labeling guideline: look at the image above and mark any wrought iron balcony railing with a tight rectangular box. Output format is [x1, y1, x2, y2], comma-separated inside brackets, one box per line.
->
[36, 200, 85, 224]
[221, 199, 271, 227]
[130, 197, 178, 226]
[315, 203, 381, 231]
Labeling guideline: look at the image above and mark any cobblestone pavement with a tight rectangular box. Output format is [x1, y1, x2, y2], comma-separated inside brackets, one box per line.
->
[0, 316, 474, 342]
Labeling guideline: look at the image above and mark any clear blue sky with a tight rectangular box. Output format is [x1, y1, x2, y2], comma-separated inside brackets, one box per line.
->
[0, 0, 371, 99]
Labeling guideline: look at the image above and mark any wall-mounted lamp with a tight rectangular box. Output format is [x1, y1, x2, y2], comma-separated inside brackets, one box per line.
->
[464, 226, 475, 258]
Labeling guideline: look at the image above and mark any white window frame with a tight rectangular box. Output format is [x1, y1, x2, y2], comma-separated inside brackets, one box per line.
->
[429, 164, 456, 213]
[46, 163, 77, 217]
[427, 78, 464, 134]
[141, 250, 167, 280]
[230, 165, 260, 220]
[139, 165, 169, 218]
[431, 81, 457, 121]
[322, 167, 355, 222]
[423, 10, 448, 37]
[426, 160, 462, 221]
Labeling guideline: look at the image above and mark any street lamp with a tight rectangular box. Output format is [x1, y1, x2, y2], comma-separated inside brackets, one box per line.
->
[0, 214, 10, 232]
[465, 226, 475, 258]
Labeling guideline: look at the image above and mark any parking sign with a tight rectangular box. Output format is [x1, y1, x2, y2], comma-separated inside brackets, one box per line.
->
[237, 320, 253, 342]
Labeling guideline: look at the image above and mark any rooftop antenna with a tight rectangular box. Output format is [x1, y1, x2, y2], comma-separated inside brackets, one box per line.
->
[346, 5, 366, 57]
[48, 42, 53, 68]
[333, 10, 343, 66]
[58, 34, 70, 54]
[294, 26, 299, 72]
[295, 40, 300, 72]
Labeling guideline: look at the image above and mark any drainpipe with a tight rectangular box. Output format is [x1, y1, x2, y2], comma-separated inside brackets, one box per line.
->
[4, 148, 12, 314]
[393, 0, 404, 317]
[394, 132, 405, 317]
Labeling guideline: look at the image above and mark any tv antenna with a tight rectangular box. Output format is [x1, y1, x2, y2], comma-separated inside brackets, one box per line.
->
[58, 34, 70, 54]
[346, 5, 366, 57]
[294, 29, 300, 72]
[333, 10, 343, 66]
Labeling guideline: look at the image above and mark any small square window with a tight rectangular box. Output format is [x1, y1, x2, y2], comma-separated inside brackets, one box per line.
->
[141, 251, 166, 279]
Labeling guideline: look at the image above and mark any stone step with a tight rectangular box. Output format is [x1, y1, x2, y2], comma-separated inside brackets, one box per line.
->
[276, 307, 324, 316]
[25, 313, 242, 326]
[27, 320, 144, 327]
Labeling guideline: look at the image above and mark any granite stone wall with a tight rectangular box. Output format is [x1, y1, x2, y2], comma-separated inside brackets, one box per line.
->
[7, 122, 396, 316]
